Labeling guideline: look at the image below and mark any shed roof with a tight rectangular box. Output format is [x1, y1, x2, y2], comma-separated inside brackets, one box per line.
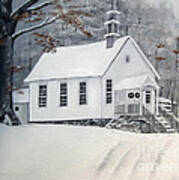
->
[13, 88, 29, 103]
[25, 36, 159, 82]
[158, 97, 177, 104]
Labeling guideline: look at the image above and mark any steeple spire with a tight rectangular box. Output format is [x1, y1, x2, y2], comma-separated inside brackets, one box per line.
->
[111, 0, 117, 10]
[104, 0, 121, 48]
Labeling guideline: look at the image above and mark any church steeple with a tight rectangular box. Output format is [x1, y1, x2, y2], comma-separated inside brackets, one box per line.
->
[104, 0, 121, 48]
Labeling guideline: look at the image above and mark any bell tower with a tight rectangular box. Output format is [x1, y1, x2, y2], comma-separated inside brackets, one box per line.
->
[104, 0, 121, 48]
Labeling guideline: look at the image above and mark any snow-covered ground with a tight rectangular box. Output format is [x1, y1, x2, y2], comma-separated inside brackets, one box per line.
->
[0, 124, 179, 180]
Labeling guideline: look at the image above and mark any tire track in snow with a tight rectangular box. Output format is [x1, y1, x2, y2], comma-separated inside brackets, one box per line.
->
[109, 136, 171, 180]
[127, 137, 164, 180]
[95, 137, 138, 180]
[96, 142, 121, 172]
[147, 137, 174, 180]
[108, 138, 141, 180]
[94, 135, 173, 180]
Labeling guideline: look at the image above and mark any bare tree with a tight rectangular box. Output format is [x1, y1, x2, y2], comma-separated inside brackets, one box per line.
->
[0, 0, 92, 125]
[171, 37, 179, 115]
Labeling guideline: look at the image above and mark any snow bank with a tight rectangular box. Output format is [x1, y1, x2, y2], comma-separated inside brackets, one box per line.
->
[0, 124, 179, 180]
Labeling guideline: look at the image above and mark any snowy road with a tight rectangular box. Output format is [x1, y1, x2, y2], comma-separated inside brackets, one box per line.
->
[95, 135, 177, 180]
[0, 124, 179, 180]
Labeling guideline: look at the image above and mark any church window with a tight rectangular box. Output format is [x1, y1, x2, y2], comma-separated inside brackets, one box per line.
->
[79, 82, 87, 105]
[106, 79, 112, 104]
[60, 83, 68, 107]
[39, 85, 47, 107]
[146, 91, 151, 104]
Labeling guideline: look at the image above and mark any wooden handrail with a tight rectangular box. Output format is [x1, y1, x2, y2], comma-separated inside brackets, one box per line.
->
[142, 105, 166, 133]
[159, 107, 178, 131]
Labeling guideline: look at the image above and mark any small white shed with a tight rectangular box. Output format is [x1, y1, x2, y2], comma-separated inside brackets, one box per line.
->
[13, 88, 29, 124]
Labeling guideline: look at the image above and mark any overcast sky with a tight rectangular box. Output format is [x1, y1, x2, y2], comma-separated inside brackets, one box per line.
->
[168, 0, 179, 18]
[145, 0, 179, 18]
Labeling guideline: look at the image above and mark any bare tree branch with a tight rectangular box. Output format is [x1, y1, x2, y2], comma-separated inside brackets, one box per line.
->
[10, 0, 39, 18]
[27, 1, 53, 12]
[12, 15, 59, 40]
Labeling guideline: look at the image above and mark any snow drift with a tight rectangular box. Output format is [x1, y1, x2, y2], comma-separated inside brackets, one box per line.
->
[0, 124, 179, 180]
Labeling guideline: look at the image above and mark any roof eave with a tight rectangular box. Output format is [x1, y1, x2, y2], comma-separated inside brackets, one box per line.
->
[102, 36, 130, 77]
[24, 75, 102, 83]
[129, 37, 161, 80]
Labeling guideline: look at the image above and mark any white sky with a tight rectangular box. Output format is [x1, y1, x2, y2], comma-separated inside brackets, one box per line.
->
[171, 0, 179, 18]
[145, 0, 179, 18]
[167, 0, 178, 18]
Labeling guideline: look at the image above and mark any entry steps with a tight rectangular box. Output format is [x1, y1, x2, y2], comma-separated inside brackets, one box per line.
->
[155, 115, 176, 133]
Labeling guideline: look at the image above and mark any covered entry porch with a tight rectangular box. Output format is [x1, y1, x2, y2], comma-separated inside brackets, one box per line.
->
[114, 75, 160, 118]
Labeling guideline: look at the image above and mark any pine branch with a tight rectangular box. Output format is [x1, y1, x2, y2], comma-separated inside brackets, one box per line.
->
[12, 15, 59, 40]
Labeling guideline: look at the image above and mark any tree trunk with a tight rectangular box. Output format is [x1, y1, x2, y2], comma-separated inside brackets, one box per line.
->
[0, 36, 21, 125]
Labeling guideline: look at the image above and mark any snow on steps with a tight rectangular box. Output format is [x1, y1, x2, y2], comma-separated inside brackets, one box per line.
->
[155, 116, 176, 133]
[106, 116, 152, 133]
[106, 114, 177, 134]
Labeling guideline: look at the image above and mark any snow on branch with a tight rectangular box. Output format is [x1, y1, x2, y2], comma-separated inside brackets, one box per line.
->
[12, 15, 59, 40]
[27, 1, 53, 12]
[11, 0, 39, 18]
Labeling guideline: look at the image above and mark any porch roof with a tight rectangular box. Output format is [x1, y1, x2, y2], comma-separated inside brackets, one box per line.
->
[114, 74, 159, 90]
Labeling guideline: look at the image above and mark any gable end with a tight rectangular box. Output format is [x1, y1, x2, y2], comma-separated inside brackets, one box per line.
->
[103, 37, 130, 76]
[102, 36, 160, 80]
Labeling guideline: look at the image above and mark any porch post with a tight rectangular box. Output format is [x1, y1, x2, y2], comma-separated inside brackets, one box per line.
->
[156, 88, 159, 115]
[140, 88, 143, 116]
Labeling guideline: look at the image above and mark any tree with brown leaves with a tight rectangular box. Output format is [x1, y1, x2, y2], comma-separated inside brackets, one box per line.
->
[0, 0, 92, 125]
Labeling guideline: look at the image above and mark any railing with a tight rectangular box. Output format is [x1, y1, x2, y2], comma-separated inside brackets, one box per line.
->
[115, 104, 140, 115]
[159, 107, 178, 132]
[114, 104, 172, 133]
[114, 105, 125, 114]
[142, 105, 166, 133]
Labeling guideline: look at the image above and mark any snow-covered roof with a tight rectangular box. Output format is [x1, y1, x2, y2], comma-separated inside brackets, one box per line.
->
[104, 20, 120, 25]
[158, 97, 177, 104]
[106, 10, 121, 15]
[114, 74, 159, 90]
[25, 36, 159, 82]
[13, 88, 29, 103]
[25, 36, 129, 82]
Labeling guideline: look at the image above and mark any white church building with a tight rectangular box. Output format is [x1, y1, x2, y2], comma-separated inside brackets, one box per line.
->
[23, 2, 160, 123]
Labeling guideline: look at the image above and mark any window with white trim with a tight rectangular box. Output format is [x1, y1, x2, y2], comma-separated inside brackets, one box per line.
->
[79, 82, 87, 105]
[39, 85, 47, 107]
[146, 91, 151, 104]
[60, 83, 68, 107]
[106, 79, 112, 104]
